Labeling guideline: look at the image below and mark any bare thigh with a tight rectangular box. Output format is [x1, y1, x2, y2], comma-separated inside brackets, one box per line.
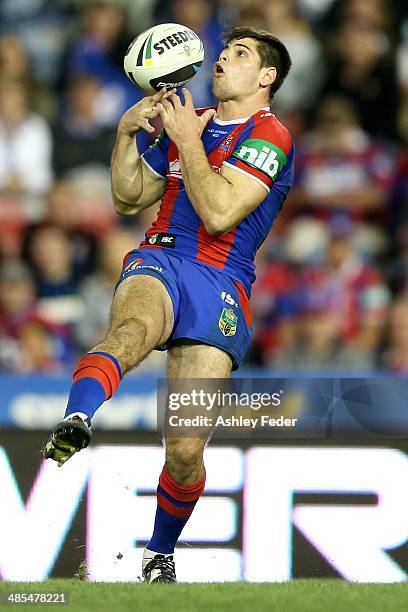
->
[167, 340, 233, 379]
[92, 274, 174, 373]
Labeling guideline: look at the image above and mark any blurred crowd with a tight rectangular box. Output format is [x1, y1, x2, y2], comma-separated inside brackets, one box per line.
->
[0, 0, 407, 374]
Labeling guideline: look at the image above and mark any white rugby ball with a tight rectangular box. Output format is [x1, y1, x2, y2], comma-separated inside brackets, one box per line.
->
[124, 23, 204, 93]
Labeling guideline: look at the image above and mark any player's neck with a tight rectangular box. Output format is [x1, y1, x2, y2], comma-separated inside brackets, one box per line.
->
[216, 99, 270, 122]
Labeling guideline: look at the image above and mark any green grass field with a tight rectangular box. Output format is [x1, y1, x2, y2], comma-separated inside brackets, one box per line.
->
[0, 580, 407, 612]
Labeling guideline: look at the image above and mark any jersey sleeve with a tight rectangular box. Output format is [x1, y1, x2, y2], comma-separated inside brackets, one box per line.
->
[141, 129, 170, 179]
[223, 115, 294, 192]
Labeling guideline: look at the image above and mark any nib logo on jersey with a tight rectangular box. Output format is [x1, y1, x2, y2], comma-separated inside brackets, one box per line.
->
[233, 138, 287, 180]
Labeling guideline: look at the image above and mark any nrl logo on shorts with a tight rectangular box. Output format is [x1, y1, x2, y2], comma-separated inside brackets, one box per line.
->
[219, 307, 237, 337]
[149, 234, 158, 244]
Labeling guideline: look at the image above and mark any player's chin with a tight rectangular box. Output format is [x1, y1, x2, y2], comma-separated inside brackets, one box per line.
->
[212, 80, 230, 101]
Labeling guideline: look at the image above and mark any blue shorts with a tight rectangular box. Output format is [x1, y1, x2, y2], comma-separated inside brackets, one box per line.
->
[116, 248, 253, 370]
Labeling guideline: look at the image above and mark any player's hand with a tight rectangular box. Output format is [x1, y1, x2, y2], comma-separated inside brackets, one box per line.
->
[118, 88, 176, 135]
[156, 88, 216, 147]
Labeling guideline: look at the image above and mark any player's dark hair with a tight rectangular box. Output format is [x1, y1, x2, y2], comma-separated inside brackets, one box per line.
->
[222, 27, 292, 102]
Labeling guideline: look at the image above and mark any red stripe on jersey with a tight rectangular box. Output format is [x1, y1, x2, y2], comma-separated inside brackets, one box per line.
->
[231, 158, 274, 189]
[234, 280, 252, 326]
[196, 224, 237, 269]
[140, 143, 180, 248]
[260, 116, 293, 156]
[239, 114, 292, 157]
[140, 181, 179, 247]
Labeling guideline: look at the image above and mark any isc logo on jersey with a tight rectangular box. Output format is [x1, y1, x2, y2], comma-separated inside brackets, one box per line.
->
[233, 138, 286, 180]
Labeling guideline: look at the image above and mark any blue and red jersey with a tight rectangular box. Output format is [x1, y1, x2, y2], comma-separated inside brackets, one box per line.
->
[140, 107, 295, 296]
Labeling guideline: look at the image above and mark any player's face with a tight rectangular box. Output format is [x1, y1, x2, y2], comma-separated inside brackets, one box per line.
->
[212, 38, 265, 102]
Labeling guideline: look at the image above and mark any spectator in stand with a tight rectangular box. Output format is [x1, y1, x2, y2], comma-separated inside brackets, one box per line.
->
[257, 0, 324, 114]
[0, 80, 53, 195]
[26, 225, 83, 325]
[319, 12, 400, 140]
[0, 0, 75, 85]
[75, 227, 136, 351]
[0, 259, 74, 372]
[0, 34, 54, 120]
[290, 96, 395, 230]
[167, 0, 224, 108]
[319, 0, 397, 41]
[247, 242, 300, 366]
[60, 1, 138, 129]
[53, 74, 116, 177]
[22, 180, 99, 281]
[275, 216, 390, 371]
[0, 35, 32, 88]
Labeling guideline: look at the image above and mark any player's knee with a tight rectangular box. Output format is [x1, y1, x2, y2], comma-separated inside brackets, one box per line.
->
[114, 314, 160, 347]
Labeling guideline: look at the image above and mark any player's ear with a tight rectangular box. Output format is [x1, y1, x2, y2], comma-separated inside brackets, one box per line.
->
[260, 66, 277, 88]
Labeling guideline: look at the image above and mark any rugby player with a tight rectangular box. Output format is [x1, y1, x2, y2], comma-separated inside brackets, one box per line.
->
[42, 27, 294, 583]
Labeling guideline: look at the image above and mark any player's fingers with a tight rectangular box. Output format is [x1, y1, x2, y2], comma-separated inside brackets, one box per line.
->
[141, 119, 155, 133]
[200, 108, 216, 128]
[144, 106, 160, 118]
[156, 102, 169, 118]
[182, 88, 194, 107]
[160, 97, 174, 112]
[151, 87, 166, 102]
[152, 87, 176, 102]
[168, 93, 182, 108]
[162, 88, 177, 100]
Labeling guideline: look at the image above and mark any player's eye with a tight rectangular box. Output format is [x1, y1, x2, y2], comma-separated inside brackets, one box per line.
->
[238, 50, 247, 57]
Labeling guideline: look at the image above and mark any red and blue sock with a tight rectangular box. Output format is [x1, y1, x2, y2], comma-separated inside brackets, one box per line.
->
[64, 351, 122, 421]
[147, 464, 206, 554]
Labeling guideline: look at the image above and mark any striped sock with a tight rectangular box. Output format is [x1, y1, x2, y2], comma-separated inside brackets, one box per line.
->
[147, 464, 206, 554]
[64, 351, 122, 421]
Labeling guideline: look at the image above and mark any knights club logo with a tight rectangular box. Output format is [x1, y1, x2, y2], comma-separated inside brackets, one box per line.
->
[220, 135, 234, 152]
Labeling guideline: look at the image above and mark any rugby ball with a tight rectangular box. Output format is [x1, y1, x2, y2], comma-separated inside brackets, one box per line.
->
[124, 23, 204, 93]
